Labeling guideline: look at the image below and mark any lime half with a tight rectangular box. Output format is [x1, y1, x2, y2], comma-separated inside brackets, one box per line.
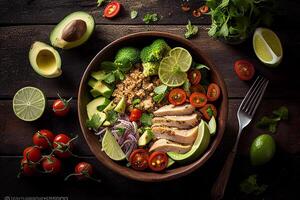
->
[158, 47, 192, 87]
[253, 28, 283, 67]
[102, 129, 126, 161]
[13, 87, 46, 121]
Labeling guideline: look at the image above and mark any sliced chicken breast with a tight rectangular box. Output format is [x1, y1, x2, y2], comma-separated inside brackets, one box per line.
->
[152, 126, 198, 144]
[149, 139, 192, 154]
[153, 104, 195, 116]
[152, 113, 199, 129]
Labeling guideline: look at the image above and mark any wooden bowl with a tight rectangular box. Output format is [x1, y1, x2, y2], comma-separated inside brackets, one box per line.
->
[78, 31, 228, 182]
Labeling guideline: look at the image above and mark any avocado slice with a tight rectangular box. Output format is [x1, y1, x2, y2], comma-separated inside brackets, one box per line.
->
[114, 97, 126, 113]
[103, 101, 116, 113]
[102, 120, 111, 127]
[167, 157, 175, 168]
[138, 129, 153, 146]
[90, 81, 113, 98]
[88, 78, 97, 88]
[86, 97, 108, 126]
[208, 116, 217, 135]
[29, 41, 62, 78]
[91, 70, 107, 81]
[50, 11, 95, 49]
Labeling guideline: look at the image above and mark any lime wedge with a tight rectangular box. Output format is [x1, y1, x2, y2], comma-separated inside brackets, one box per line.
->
[158, 47, 192, 87]
[253, 28, 283, 67]
[13, 87, 46, 121]
[102, 129, 126, 161]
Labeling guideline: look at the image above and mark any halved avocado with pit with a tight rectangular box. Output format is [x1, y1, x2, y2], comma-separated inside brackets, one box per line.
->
[50, 11, 95, 49]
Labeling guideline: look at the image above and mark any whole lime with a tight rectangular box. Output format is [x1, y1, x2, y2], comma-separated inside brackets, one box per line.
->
[250, 134, 276, 166]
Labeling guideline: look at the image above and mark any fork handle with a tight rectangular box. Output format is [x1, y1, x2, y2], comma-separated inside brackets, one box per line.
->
[211, 149, 237, 200]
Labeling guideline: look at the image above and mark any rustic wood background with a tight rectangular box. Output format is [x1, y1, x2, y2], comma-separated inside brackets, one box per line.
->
[0, 0, 299, 199]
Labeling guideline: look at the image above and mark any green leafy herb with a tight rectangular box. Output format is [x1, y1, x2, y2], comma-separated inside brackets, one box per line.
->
[101, 61, 117, 71]
[240, 175, 268, 195]
[256, 106, 288, 133]
[132, 98, 141, 106]
[143, 13, 159, 24]
[141, 113, 154, 127]
[185, 20, 199, 39]
[130, 10, 138, 19]
[114, 70, 125, 81]
[207, 106, 214, 117]
[106, 110, 118, 124]
[96, 0, 106, 7]
[104, 72, 115, 84]
[153, 84, 168, 103]
[116, 127, 126, 136]
[86, 114, 102, 131]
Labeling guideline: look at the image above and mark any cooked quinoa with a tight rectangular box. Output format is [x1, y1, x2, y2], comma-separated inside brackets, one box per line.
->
[112, 64, 160, 111]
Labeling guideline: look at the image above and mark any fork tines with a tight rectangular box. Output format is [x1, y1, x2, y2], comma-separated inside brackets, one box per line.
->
[239, 76, 269, 116]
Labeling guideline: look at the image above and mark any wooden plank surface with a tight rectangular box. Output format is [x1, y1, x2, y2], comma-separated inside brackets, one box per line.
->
[0, 25, 298, 98]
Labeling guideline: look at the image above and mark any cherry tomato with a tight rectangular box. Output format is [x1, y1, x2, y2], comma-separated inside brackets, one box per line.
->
[103, 1, 121, 18]
[190, 85, 206, 94]
[75, 162, 93, 180]
[42, 156, 62, 175]
[129, 108, 143, 122]
[168, 88, 187, 106]
[207, 83, 221, 102]
[53, 134, 72, 158]
[234, 60, 255, 81]
[52, 94, 72, 117]
[199, 5, 209, 13]
[23, 146, 42, 163]
[148, 151, 168, 172]
[181, 2, 190, 12]
[189, 92, 207, 108]
[20, 158, 37, 176]
[32, 129, 55, 149]
[188, 70, 201, 85]
[129, 149, 149, 171]
[200, 104, 217, 120]
[192, 9, 202, 17]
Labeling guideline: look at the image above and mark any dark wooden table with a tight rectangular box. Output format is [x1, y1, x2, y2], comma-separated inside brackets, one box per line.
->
[1, 1, 300, 199]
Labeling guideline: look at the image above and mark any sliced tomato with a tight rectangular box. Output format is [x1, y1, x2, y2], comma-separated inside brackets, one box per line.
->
[234, 60, 255, 81]
[199, 5, 209, 13]
[168, 88, 187, 106]
[200, 104, 217, 120]
[207, 83, 221, 102]
[129, 149, 149, 171]
[189, 92, 207, 108]
[103, 2, 121, 18]
[188, 70, 201, 85]
[129, 108, 142, 122]
[190, 85, 206, 94]
[192, 9, 202, 17]
[148, 151, 168, 172]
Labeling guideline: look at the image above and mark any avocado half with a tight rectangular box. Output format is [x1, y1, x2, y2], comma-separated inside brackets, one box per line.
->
[29, 41, 62, 78]
[50, 11, 95, 49]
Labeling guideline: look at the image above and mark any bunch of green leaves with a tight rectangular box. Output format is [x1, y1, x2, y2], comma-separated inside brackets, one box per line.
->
[207, 0, 276, 41]
[143, 13, 159, 24]
[141, 113, 154, 127]
[256, 106, 288, 133]
[86, 114, 102, 131]
[185, 20, 199, 39]
[240, 174, 268, 195]
[100, 59, 132, 84]
[153, 84, 168, 103]
[106, 110, 119, 124]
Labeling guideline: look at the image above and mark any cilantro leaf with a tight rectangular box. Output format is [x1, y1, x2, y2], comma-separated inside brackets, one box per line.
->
[143, 13, 159, 24]
[240, 175, 268, 195]
[116, 127, 126, 136]
[132, 98, 141, 106]
[141, 113, 154, 127]
[106, 110, 118, 124]
[153, 84, 168, 103]
[273, 106, 288, 120]
[104, 72, 115, 84]
[86, 114, 102, 131]
[130, 10, 138, 19]
[185, 20, 199, 39]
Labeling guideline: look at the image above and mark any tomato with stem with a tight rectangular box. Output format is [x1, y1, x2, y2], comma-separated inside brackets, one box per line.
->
[19, 158, 37, 177]
[148, 151, 168, 172]
[23, 146, 42, 163]
[129, 149, 149, 171]
[168, 88, 187, 106]
[234, 60, 255, 81]
[207, 83, 221, 102]
[52, 93, 72, 117]
[189, 92, 207, 108]
[33, 129, 55, 149]
[200, 104, 217, 120]
[53, 134, 78, 158]
[65, 162, 101, 182]
[42, 156, 62, 175]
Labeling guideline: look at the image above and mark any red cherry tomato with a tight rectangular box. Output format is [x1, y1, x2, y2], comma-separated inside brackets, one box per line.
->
[199, 5, 209, 13]
[53, 134, 72, 158]
[103, 2, 121, 18]
[42, 156, 62, 175]
[234, 60, 255, 81]
[129, 149, 149, 171]
[168, 88, 187, 106]
[189, 92, 207, 108]
[207, 83, 221, 102]
[188, 70, 201, 85]
[23, 146, 42, 163]
[148, 151, 168, 172]
[52, 94, 72, 117]
[32, 129, 55, 149]
[129, 108, 143, 122]
[75, 162, 93, 180]
[20, 158, 37, 176]
[200, 104, 217, 120]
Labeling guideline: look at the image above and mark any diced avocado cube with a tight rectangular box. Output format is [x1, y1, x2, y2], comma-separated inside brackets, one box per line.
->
[88, 78, 97, 88]
[90, 88, 101, 98]
[102, 120, 111, 127]
[103, 101, 116, 113]
[90, 80, 113, 98]
[91, 70, 107, 81]
[138, 129, 153, 146]
[114, 96, 126, 113]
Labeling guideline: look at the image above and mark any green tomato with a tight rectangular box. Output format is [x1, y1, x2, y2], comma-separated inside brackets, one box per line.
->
[250, 134, 276, 166]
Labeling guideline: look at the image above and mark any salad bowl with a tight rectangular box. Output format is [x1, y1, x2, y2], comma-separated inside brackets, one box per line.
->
[78, 31, 228, 182]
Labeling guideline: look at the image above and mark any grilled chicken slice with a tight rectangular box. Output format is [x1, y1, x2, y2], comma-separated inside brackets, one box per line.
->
[153, 104, 195, 117]
[149, 139, 192, 153]
[152, 126, 198, 144]
[152, 113, 199, 129]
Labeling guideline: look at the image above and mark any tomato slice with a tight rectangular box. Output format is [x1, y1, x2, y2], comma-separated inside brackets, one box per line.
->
[190, 85, 206, 94]
[234, 60, 255, 81]
[129, 149, 149, 171]
[189, 92, 207, 108]
[103, 2, 121, 18]
[207, 83, 221, 102]
[199, 5, 209, 13]
[168, 88, 187, 106]
[188, 70, 201, 85]
[129, 108, 142, 122]
[200, 104, 217, 120]
[148, 151, 168, 172]
[192, 9, 202, 17]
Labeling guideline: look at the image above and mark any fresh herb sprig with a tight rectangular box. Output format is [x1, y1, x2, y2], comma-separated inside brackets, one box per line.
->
[143, 13, 159, 24]
[240, 174, 268, 195]
[185, 20, 199, 39]
[153, 84, 168, 103]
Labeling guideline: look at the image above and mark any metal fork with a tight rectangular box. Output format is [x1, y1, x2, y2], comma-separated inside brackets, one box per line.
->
[211, 76, 269, 200]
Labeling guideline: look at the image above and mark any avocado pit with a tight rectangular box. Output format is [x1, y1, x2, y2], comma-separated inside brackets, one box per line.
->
[61, 19, 87, 42]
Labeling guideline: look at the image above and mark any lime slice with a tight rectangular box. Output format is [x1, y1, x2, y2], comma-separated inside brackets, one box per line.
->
[102, 129, 126, 161]
[253, 28, 283, 67]
[13, 87, 46, 121]
[158, 47, 192, 87]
